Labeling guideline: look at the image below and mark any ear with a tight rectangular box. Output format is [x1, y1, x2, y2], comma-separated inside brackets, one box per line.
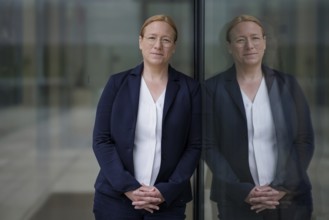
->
[263, 35, 266, 50]
[139, 36, 142, 50]
[172, 43, 176, 54]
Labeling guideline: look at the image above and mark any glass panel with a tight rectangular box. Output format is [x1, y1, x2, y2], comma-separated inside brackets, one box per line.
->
[0, 0, 194, 219]
[203, 0, 329, 219]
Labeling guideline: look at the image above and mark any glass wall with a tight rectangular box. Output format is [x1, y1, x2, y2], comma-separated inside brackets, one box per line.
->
[202, 0, 329, 219]
[0, 0, 194, 219]
[1, 0, 328, 219]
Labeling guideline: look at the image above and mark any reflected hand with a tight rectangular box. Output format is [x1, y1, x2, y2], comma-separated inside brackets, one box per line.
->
[245, 186, 285, 213]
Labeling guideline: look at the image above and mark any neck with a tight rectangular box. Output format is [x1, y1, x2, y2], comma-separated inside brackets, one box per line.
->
[235, 65, 263, 81]
[143, 65, 168, 81]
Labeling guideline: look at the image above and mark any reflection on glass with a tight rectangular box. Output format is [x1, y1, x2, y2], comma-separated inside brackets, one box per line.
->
[204, 14, 314, 220]
[203, 1, 329, 220]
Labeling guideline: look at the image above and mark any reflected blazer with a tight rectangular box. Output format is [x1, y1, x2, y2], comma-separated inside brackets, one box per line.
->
[204, 65, 314, 207]
[93, 63, 202, 206]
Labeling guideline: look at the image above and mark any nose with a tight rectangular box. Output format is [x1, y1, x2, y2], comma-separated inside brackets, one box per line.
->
[153, 38, 163, 49]
[245, 39, 254, 49]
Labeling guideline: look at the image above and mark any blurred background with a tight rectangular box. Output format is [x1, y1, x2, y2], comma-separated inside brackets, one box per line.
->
[0, 0, 328, 219]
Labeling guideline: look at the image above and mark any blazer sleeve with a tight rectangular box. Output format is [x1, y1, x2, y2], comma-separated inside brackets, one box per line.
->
[155, 80, 202, 206]
[92, 75, 140, 193]
[278, 75, 315, 197]
[203, 82, 253, 205]
[289, 76, 314, 171]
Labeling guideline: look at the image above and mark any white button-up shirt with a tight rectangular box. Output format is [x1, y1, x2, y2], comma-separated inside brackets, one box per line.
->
[241, 78, 278, 186]
[133, 78, 165, 186]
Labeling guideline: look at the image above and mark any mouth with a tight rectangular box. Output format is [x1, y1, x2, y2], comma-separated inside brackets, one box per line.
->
[244, 53, 257, 56]
[151, 52, 163, 56]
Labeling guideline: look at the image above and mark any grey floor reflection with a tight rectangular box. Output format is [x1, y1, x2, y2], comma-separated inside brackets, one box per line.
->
[29, 193, 94, 220]
[0, 106, 328, 220]
[0, 107, 98, 220]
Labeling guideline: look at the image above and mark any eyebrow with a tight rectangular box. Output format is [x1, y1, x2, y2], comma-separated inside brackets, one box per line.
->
[234, 33, 262, 38]
[145, 33, 172, 37]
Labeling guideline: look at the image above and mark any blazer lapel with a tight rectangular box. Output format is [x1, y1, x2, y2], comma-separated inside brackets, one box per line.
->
[266, 72, 294, 185]
[126, 64, 142, 132]
[224, 67, 246, 119]
[125, 64, 180, 128]
[163, 66, 180, 119]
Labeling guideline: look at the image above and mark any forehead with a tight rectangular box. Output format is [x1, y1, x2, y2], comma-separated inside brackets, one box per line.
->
[143, 21, 175, 36]
[230, 21, 263, 37]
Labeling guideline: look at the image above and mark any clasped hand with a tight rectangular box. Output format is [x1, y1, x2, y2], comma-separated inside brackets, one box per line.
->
[245, 185, 286, 213]
[125, 184, 165, 213]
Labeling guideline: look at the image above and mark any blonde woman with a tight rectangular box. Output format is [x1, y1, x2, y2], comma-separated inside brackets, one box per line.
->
[92, 14, 201, 219]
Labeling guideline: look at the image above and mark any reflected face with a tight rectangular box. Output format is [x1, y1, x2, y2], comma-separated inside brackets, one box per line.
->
[139, 21, 176, 67]
[227, 21, 266, 67]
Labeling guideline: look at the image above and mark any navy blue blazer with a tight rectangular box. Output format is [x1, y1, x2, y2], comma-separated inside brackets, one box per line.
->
[204, 65, 314, 213]
[93, 63, 202, 206]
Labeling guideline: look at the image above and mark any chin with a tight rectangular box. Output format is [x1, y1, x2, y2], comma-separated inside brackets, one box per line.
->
[245, 59, 261, 65]
[147, 60, 165, 66]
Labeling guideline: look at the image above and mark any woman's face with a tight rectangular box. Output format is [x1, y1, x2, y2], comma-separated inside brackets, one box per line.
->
[227, 21, 266, 68]
[139, 21, 176, 67]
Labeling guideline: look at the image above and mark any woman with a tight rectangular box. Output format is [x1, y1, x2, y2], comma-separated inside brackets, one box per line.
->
[92, 14, 201, 219]
[204, 14, 314, 220]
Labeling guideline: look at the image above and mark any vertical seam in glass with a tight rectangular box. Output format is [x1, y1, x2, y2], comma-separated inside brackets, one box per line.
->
[193, 0, 205, 220]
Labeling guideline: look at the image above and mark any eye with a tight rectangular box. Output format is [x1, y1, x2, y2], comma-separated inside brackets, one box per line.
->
[236, 38, 245, 43]
[146, 36, 156, 40]
[162, 38, 172, 45]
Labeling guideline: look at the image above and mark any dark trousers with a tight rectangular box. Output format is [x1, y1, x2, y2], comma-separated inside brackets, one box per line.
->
[93, 191, 186, 220]
[216, 203, 312, 220]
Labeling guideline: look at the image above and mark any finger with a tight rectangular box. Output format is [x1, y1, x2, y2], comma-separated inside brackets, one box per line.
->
[251, 203, 277, 210]
[134, 206, 154, 213]
[133, 190, 158, 197]
[134, 203, 160, 212]
[133, 192, 157, 199]
[255, 186, 272, 191]
[139, 185, 156, 191]
[251, 204, 276, 212]
[249, 196, 268, 203]
[250, 190, 280, 200]
[132, 197, 161, 206]
[253, 190, 279, 198]
[254, 207, 267, 213]
[144, 208, 154, 213]
[250, 197, 279, 206]
[134, 204, 160, 210]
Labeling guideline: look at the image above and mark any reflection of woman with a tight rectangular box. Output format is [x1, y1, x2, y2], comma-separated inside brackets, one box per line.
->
[92, 15, 201, 219]
[204, 14, 314, 220]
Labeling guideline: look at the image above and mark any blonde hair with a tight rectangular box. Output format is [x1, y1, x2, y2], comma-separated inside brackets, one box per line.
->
[226, 14, 265, 42]
[140, 14, 178, 42]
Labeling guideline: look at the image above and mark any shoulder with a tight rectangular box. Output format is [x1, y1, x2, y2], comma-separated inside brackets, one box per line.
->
[105, 64, 142, 87]
[204, 67, 233, 92]
[263, 66, 307, 102]
[205, 72, 226, 84]
[169, 66, 200, 89]
[109, 67, 137, 82]
[170, 66, 197, 82]
[264, 66, 300, 86]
